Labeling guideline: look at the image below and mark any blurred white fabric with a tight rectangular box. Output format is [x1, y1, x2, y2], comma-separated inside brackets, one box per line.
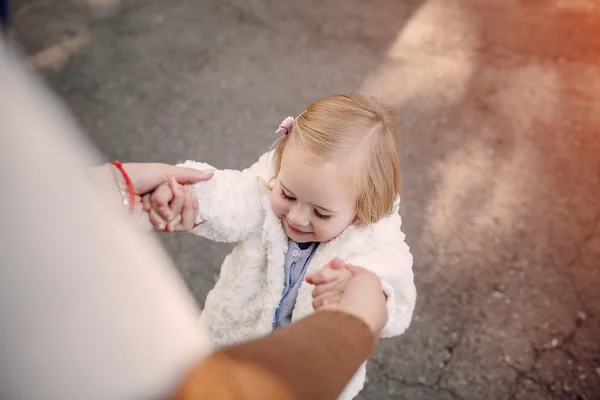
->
[0, 39, 210, 400]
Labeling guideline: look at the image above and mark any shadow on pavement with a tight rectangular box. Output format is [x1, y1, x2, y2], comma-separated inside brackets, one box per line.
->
[359, 2, 600, 399]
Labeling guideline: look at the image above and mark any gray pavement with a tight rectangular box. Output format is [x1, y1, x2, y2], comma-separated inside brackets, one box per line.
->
[10, 0, 600, 398]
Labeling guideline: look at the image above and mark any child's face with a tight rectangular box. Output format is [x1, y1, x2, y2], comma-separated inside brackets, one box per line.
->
[270, 146, 357, 243]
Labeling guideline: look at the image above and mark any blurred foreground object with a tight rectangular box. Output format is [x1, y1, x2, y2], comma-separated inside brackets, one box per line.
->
[0, 39, 208, 400]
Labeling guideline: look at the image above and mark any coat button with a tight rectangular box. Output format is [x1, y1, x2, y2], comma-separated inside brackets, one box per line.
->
[291, 248, 300, 258]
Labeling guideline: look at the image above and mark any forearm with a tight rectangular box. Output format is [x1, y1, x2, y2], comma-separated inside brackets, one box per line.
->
[90, 164, 129, 207]
[169, 311, 376, 400]
[90, 164, 152, 230]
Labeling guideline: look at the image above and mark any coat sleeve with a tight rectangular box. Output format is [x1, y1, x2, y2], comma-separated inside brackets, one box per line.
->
[177, 152, 273, 243]
[345, 215, 416, 338]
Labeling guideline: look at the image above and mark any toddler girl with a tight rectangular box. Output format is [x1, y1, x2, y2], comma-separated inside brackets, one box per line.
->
[148, 94, 416, 399]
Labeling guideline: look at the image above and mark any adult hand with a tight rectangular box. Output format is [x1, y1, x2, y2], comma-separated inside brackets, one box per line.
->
[120, 162, 214, 196]
[106, 163, 213, 231]
[306, 258, 388, 337]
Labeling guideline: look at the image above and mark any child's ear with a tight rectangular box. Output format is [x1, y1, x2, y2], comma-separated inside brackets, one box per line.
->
[352, 215, 361, 225]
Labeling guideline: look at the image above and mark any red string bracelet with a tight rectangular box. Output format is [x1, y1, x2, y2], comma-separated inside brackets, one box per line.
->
[111, 161, 136, 213]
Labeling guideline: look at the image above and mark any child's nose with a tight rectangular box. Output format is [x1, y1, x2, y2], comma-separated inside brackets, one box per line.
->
[288, 205, 309, 226]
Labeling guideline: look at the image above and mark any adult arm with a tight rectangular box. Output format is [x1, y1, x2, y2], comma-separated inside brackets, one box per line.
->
[172, 262, 390, 400]
[170, 311, 375, 400]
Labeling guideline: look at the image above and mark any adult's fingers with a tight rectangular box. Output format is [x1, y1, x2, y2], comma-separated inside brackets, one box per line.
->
[312, 291, 342, 310]
[159, 164, 214, 185]
[151, 185, 174, 221]
[311, 278, 345, 298]
[314, 302, 340, 313]
[124, 163, 214, 196]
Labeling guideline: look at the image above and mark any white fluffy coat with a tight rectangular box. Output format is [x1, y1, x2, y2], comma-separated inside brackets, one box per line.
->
[180, 151, 416, 399]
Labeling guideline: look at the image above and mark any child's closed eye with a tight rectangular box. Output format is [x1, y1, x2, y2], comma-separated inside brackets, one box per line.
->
[313, 209, 331, 220]
[280, 188, 331, 220]
[281, 190, 296, 201]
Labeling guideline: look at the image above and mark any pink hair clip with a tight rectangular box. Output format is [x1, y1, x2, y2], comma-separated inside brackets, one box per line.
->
[275, 116, 295, 136]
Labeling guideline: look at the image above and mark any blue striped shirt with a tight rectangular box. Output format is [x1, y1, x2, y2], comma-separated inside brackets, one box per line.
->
[273, 239, 318, 328]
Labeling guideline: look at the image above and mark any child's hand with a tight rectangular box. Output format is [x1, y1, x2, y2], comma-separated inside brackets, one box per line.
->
[306, 258, 354, 311]
[143, 177, 199, 232]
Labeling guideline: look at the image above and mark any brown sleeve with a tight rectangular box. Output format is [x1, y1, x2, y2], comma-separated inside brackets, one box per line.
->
[169, 311, 376, 400]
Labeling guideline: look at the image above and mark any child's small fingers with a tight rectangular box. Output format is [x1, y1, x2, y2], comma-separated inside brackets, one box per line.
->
[191, 187, 199, 219]
[307, 266, 340, 285]
[168, 178, 186, 218]
[190, 185, 198, 203]
[167, 215, 182, 233]
[151, 185, 174, 221]
[328, 257, 347, 270]
[176, 188, 195, 231]
[328, 259, 359, 282]
[305, 270, 336, 285]
[149, 209, 166, 231]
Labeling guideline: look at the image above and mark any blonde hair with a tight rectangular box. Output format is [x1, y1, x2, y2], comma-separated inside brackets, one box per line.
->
[271, 94, 401, 224]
